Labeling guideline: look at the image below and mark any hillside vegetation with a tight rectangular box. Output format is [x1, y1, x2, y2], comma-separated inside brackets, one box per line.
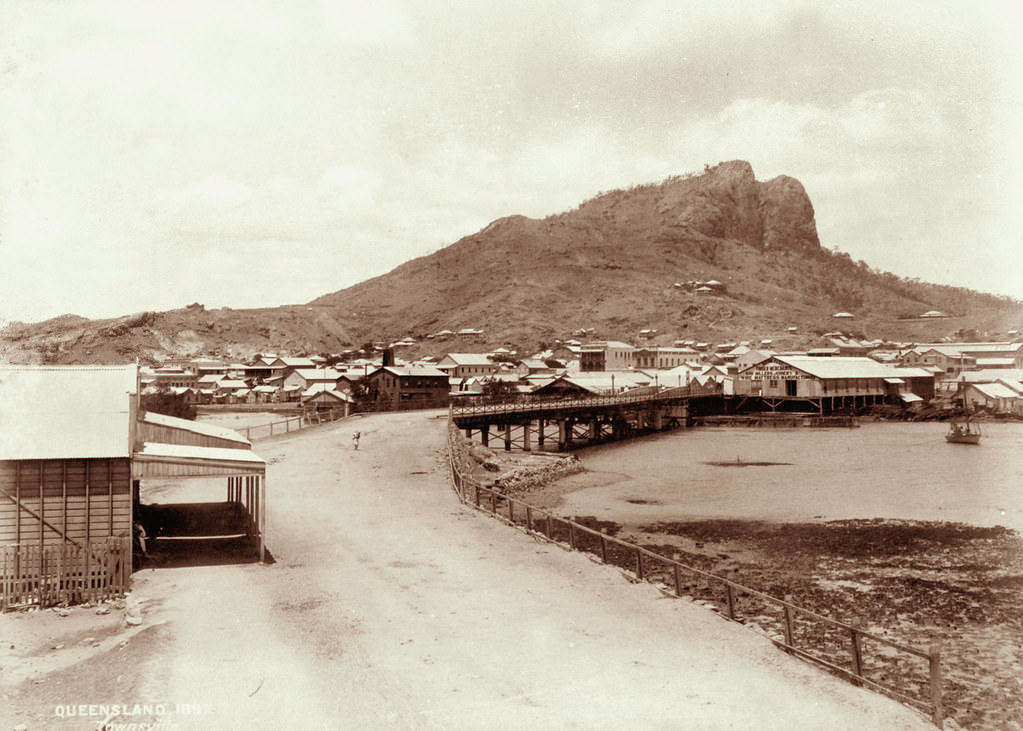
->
[2, 161, 1019, 364]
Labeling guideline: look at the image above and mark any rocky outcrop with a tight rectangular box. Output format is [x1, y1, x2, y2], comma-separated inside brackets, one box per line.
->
[667, 160, 820, 251]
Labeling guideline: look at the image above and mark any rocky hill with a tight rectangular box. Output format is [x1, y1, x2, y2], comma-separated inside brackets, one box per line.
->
[2, 161, 1020, 364]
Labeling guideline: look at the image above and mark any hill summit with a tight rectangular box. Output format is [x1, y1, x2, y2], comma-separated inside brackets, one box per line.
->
[2, 161, 1019, 364]
[311, 160, 1013, 347]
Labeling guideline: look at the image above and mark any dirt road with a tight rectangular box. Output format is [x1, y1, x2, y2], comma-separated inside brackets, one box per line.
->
[2, 410, 932, 729]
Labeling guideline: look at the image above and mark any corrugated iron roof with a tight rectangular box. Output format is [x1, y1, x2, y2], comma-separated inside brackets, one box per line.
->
[142, 411, 250, 445]
[133, 442, 266, 476]
[439, 353, 494, 366]
[969, 382, 1020, 399]
[765, 356, 928, 380]
[0, 365, 137, 460]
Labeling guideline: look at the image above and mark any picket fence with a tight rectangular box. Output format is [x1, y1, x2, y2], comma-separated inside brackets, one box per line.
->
[1, 536, 131, 611]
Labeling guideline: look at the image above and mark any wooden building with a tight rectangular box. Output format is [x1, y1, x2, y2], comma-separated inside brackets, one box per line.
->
[363, 365, 450, 410]
[2, 366, 268, 611]
[734, 356, 934, 412]
[1, 366, 138, 609]
[435, 353, 500, 379]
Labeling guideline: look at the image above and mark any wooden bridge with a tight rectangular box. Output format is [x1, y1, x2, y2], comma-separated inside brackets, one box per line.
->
[450, 382, 722, 451]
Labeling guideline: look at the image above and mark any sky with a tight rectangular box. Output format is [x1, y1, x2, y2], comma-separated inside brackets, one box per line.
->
[2, 1, 1022, 324]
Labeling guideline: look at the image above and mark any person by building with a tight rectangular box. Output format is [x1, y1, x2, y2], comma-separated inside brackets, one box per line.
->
[134, 520, 149, 557]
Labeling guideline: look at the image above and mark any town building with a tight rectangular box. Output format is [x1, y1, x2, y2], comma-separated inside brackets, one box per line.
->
[435, 353, 500, 379]
[283, 367, 343, 393]
[363, 365, 450, 410]
[579, 341, 636, 372]
[734, 355, 934, 411]
[633, 346, 700, 370]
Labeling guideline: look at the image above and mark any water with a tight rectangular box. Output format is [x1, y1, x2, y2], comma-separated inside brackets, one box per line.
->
[556, 421, 1023, 532]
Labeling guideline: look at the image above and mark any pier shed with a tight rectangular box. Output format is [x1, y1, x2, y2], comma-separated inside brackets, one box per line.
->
[734, 356, 934, 412]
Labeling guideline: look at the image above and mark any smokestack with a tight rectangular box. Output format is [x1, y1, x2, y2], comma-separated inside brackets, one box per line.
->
[382, 348, 395, 367]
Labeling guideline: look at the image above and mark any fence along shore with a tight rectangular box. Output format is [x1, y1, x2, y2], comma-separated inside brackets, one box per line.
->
[445, 417, 944, 727]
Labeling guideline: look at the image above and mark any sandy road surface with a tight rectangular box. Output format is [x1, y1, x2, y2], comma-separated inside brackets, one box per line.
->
[2, 410, 932, 730]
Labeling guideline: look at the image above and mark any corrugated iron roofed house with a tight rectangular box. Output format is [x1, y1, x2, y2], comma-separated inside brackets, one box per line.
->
[1, 366, 270, 610]
[363, 365, 450, 410]
[735, 356, 935, 411]
[0, 366, 138, 609]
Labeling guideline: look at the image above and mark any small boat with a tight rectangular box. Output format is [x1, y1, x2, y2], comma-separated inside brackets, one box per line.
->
[945, 416, 981, 444]
[946, 378, 981, 444]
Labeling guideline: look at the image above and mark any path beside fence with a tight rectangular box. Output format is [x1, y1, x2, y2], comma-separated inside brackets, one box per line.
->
[446, 420, 943, 727]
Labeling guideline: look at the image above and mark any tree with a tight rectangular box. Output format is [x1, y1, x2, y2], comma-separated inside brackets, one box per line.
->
[481, 379, 519, 401]
[140, 385, 197, 420]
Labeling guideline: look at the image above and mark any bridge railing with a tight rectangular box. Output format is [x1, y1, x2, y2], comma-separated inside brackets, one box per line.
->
[450, 382, 721, 420]
[445, 419, 943, 726]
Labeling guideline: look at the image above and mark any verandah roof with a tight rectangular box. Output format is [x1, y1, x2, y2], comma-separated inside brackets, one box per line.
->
[133, 442, 266, 478]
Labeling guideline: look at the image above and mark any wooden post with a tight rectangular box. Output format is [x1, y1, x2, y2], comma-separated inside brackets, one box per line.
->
[507, 497, 515, 523]
[56, 542, 63, 605]
[537, 419, 545, 447]
[849, 628, 863, 686]
[635, 549, 643, 580]
[522, 422, 531, 452]
[725, 583, 736, 620]
[61, 461, 67, 545]
[2, 547, 8, 611]
[525, 505, 532, 532]
[568, 523, 576, 550]
[782, 598, 795, 653]
[929, 646, 943, 727]
[107, 458, 114, 536]
[504, 423, 512, 451]
[259, 475, 266, 564]
[481, 426, 489, 447]
[546, 514, 553, 540]
[673, 563, 682, 596]
[39, 463, 44, 553]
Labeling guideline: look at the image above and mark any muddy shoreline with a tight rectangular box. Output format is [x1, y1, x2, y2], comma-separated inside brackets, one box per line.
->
[490, 452, 1023, 730]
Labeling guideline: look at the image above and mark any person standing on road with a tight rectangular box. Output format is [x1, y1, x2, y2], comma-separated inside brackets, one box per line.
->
[352, 431, 361, 450]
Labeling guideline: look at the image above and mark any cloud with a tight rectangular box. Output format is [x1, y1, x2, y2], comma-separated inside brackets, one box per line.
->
[318, 0, 414, 46]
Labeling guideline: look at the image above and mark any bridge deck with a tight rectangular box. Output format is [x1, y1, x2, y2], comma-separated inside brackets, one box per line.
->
[451, 384, 716, 428]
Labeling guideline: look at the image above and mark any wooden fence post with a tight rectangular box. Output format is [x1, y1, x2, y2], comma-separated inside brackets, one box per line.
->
[782, 597, 795, 654]
[725, 582, 736, 620]
[849, 628, 863, 686]
[568, 523, 576, 550]
[929, 646, 943, 727]
[673, 562, 682, 597]
[546, 514, 553, 540]
[525, 505, 533, 532]
[600, 532, 608, 564]
[635, 549, 643, 580]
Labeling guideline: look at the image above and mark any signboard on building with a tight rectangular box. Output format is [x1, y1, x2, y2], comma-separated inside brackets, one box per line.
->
[750, 362, 799, 380]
